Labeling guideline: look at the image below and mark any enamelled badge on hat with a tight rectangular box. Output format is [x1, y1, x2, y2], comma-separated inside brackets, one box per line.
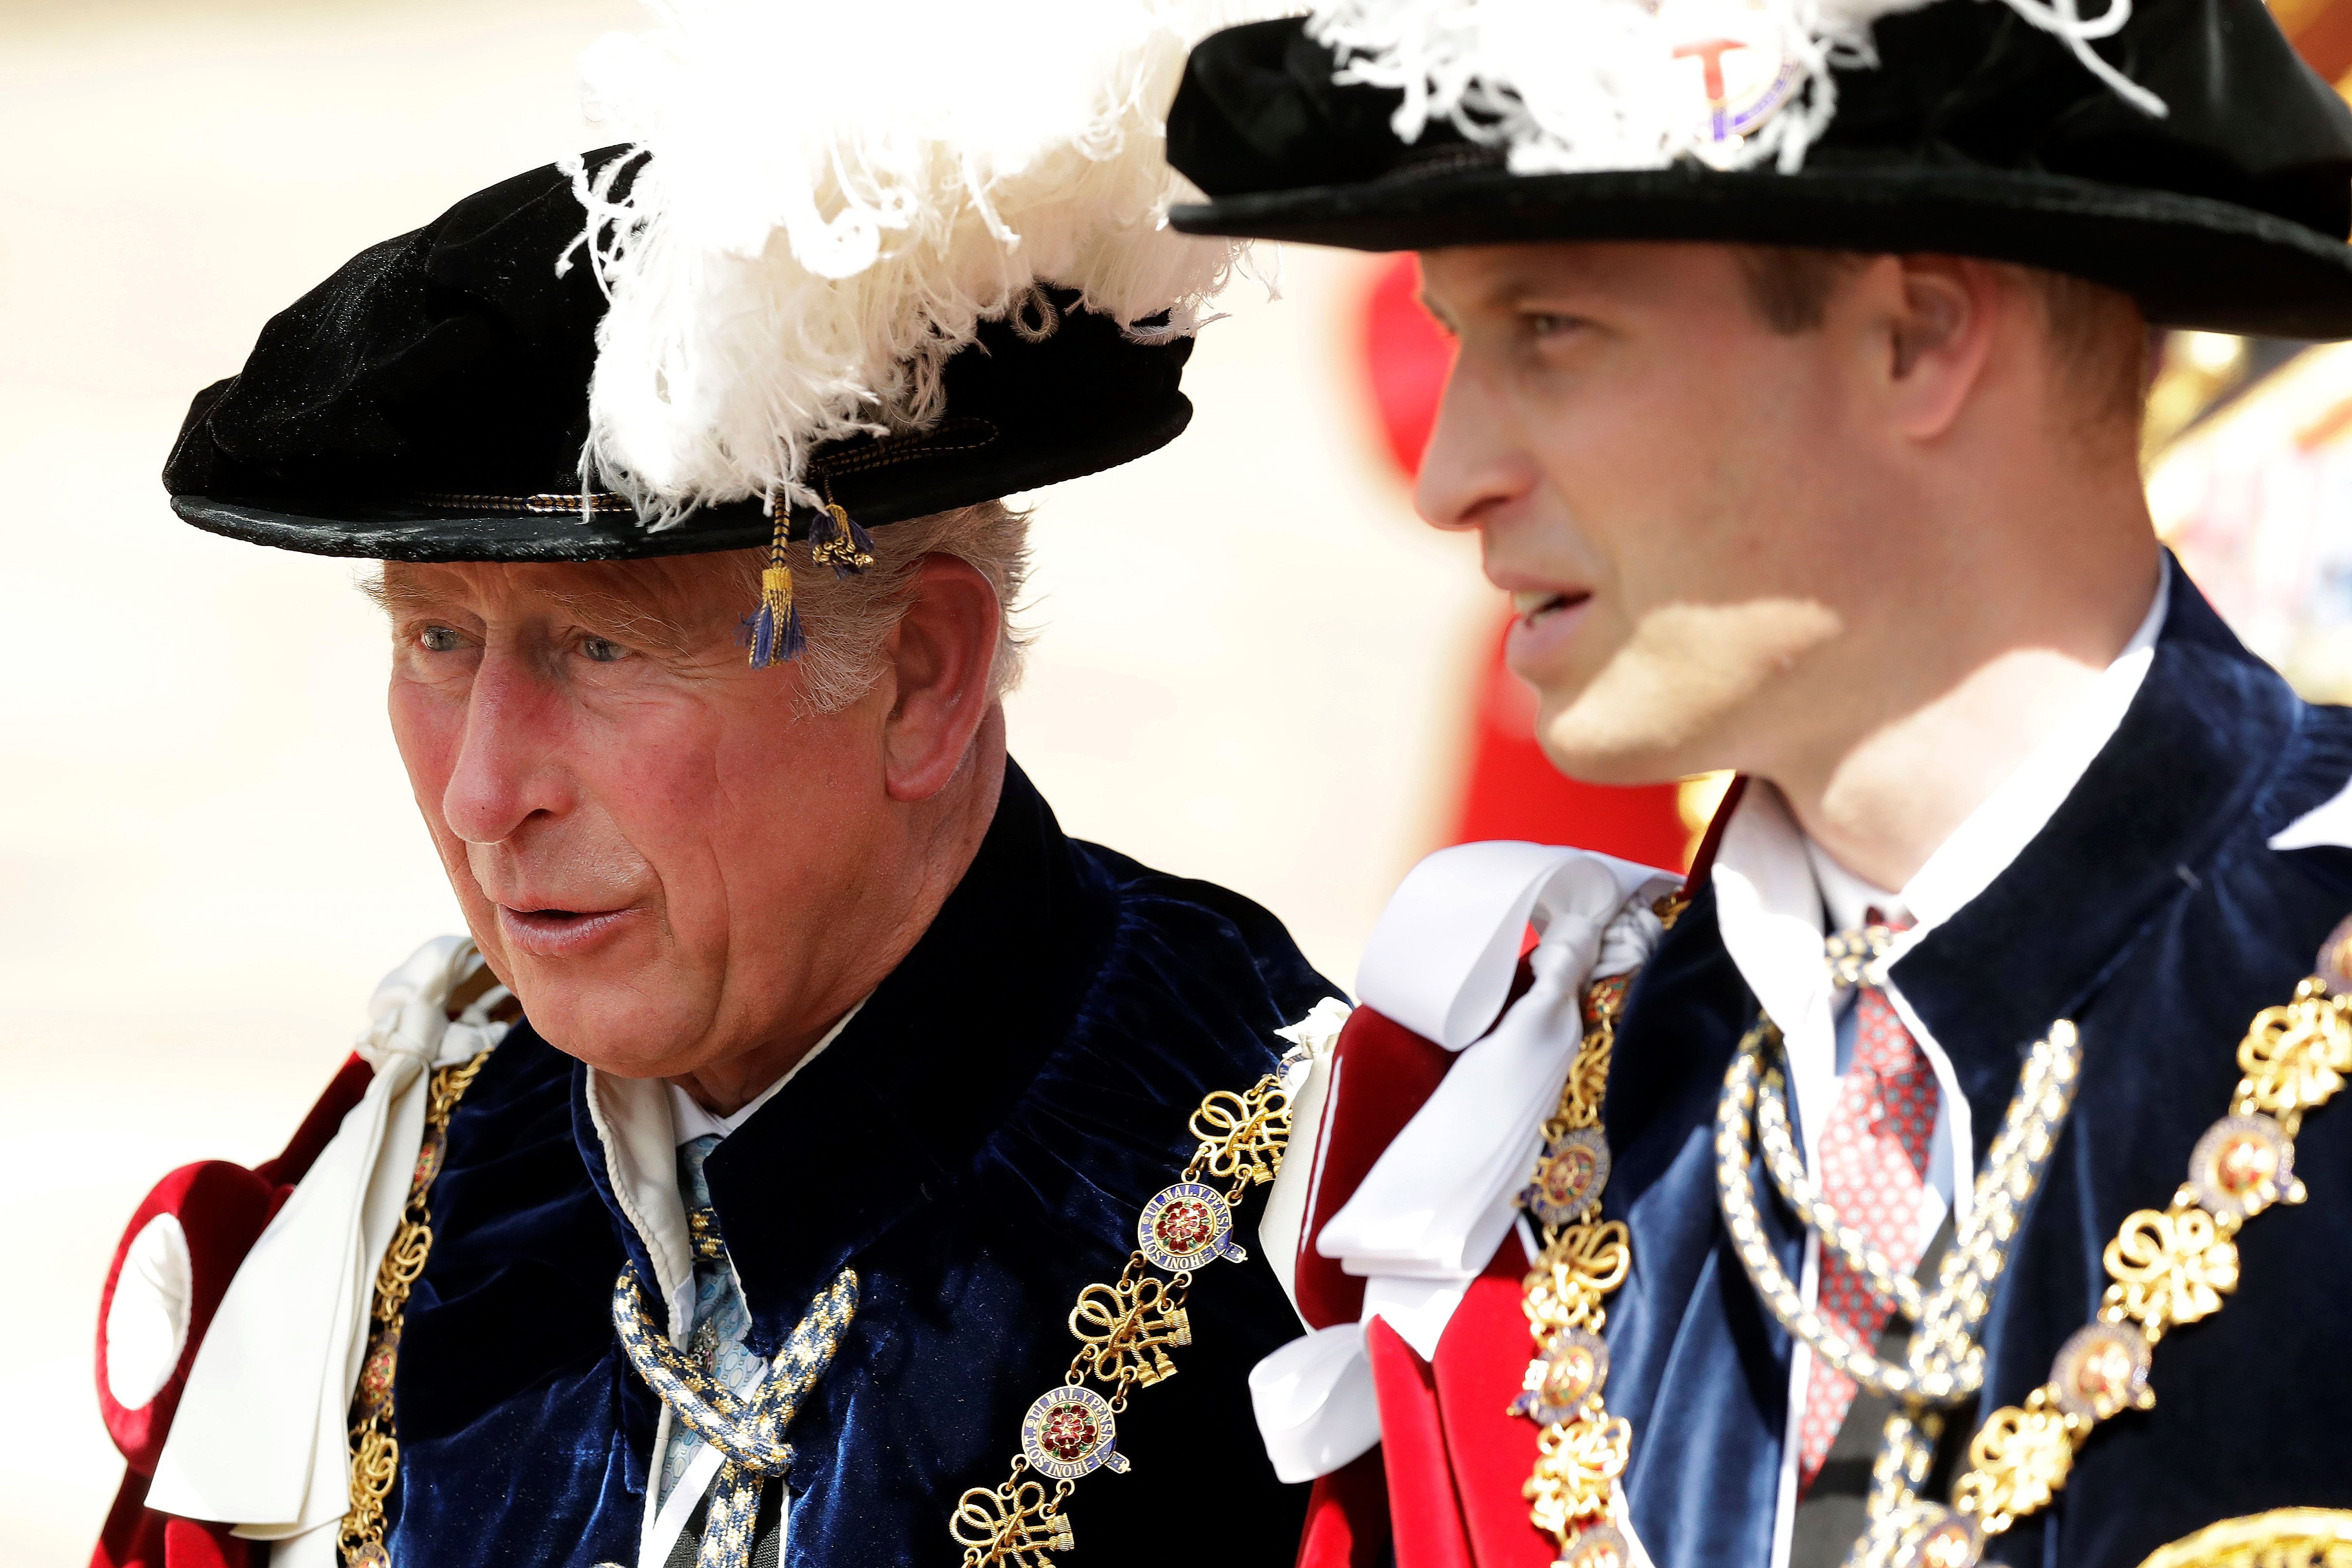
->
[1165, 0, 2352, 340]
[165, 0, 1265, 666]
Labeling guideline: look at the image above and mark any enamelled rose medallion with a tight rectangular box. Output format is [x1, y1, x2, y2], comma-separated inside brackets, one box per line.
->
[1137, 1181, 1247, 1272]
[1018, 1385, 1130, 1481]
[1513, 1326, 1613, 1425]
[2186, 1113, 2300, 1222]
[2048, 1321, 2154, 1424]
[1522, 1127, 1612, 1227]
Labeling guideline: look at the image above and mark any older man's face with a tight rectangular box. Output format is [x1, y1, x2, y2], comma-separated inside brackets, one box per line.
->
[380, 554, 885, 1079]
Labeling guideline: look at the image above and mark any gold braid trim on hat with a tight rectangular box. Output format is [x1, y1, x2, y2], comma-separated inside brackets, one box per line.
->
[2136, 1509, 2352, 1568]
[948, 1069, 1295, 1567]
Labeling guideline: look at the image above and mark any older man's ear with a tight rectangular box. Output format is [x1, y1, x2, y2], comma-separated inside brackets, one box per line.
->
[877, 553, 1006, 803]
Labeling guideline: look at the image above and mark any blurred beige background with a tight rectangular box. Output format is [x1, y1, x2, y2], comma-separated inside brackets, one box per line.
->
[0, 1, 1494, 1559]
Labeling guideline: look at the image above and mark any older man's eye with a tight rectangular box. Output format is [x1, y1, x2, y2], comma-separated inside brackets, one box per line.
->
[580, 636, 629, 664]
[419, 625, 463, 653]
[1523, 310, 1585, 340]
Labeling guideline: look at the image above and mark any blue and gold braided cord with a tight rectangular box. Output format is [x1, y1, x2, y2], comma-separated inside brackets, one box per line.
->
[613, 1262, 859, 1568]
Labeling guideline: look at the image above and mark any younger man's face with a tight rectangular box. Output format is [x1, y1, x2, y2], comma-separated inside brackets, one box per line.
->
[1416, 241, 1886, 787]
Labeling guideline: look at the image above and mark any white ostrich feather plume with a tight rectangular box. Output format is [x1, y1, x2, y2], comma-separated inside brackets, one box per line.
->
[564, 0, 1271, 526]
[1306, 0, 2164, 180]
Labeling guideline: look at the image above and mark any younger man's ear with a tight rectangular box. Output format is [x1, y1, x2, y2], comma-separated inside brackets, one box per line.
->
[1865, 254, 2001, 443]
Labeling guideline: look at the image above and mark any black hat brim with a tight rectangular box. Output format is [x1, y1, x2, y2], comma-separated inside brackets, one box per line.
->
[165, 150, 1203, 564]
[1172, 162, 2352, 339]
[172, 389, 1192, 564]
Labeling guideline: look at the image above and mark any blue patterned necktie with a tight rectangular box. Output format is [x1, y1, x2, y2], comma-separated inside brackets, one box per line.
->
[656, 1134, 765, 1507]
[619, 1133, 860, 1568]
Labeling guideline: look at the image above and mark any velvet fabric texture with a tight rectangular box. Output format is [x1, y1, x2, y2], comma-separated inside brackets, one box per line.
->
[1600, 558, 2352, 1568]
[370, 761, 1331, 1567]
[1266, 558, 2352, 1567]
[164, 152, 1196, 563]
[1162, 0, 2352, 338]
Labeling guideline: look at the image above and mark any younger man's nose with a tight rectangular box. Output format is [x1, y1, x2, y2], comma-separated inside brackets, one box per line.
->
[1413, 362, 1541, 536]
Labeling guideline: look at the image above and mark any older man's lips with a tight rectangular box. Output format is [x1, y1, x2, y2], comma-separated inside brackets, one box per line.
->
[495, 903, 639, 959]
[1503, 586, 1593, 672]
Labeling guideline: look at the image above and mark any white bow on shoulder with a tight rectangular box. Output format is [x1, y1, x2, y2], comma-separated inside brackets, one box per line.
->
[147, 936, 510, 1566]
[1250, 842, 1675, 1486]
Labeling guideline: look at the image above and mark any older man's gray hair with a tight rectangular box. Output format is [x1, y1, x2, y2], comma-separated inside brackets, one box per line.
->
[735, 500, 1034, 714]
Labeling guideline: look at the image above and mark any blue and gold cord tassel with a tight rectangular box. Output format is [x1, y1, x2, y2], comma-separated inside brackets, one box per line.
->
[743, 503, 805, 669]
[808, 501, 875, 577]
[612, 1261, 859, 1568]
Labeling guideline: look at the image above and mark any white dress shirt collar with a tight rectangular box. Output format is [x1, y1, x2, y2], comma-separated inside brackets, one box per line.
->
[583, 1001, 868, 1329]
[664, 1001, 862, 1147]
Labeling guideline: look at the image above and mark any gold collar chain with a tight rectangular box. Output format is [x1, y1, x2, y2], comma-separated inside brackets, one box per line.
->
[1513, 968, 1641, 1568]
[339, 1046, 498, 1568]
[1869, 957, 2352, 1568]
[948, 1069, 1295, 1566]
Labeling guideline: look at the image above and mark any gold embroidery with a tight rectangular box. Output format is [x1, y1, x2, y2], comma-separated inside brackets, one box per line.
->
[339, 1047, 495, 1568]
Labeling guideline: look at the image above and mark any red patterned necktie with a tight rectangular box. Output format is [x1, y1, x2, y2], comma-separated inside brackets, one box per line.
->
[1797, 911, 1935, 1492]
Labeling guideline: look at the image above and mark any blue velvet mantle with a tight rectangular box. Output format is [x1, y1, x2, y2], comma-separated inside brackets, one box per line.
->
[382, 762, 1335, 1566]
[1600, 559, 2352, 1568]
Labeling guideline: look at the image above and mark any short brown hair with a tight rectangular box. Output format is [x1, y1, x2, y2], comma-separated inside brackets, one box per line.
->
[1732, 246, 2148, 437]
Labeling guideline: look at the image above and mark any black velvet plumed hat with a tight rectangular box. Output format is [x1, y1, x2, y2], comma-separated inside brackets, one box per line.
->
[169, 0, 1249, 666]
[167, 153, 1194, 566]
[1166, 0, 2352, 339]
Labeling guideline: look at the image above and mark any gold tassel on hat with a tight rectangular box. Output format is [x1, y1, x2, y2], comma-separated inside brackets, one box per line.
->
[744, 503, 804, 668]
[808, 494, 875, 577]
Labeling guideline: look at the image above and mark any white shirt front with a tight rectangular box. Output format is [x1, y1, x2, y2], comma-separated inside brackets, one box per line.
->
[1709, 570, 2168, 1568]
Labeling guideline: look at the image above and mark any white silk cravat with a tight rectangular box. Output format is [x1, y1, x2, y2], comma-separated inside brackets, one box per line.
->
[148, 936, 508, 1562]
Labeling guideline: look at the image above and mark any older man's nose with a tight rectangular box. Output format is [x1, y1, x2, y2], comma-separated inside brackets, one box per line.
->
[440, 651, 570, 847]
[1413, 360, 1539, 535]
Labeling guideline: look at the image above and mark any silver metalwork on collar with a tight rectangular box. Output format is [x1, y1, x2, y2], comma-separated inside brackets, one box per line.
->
[1714, 1015, 2085, 1568]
